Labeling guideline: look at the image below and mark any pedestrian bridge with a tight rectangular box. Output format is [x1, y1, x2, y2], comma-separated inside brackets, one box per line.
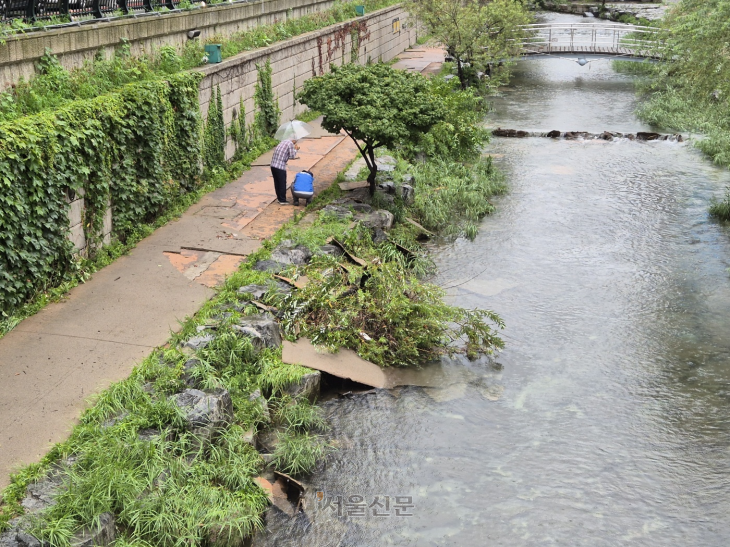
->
[517, 23, 663, 62]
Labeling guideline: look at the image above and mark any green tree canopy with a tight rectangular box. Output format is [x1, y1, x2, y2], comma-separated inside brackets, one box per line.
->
[410, 0, 532, 89]
[296, 63, 445, 194]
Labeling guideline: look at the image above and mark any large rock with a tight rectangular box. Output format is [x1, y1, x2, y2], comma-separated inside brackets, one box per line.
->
[270, 240, 312, 266]
[70, 513, 115, 547]
[252, 259, 286, 274]
[181, 358, 203, 389]
[233, 316, 282, 350]
[237, 284, 268, 299]
[182, 334, 214, 351]
[249, 389, 271, 423]
[171, 388, 233, 444]
[398, 184, 415, 205]
[320, 205, 352, 221]
[282, 372, 321, 402]
[371, 227, 388, 245]
[318, 244, 344, 258]
[359, 210, 394, 231]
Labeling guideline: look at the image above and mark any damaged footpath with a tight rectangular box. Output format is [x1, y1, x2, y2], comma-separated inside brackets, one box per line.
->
[0, 150, 506, 546]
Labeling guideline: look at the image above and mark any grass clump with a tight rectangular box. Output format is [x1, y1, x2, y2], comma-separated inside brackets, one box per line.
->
[272, 431, 331, 477]
[709, 188, 730, 221]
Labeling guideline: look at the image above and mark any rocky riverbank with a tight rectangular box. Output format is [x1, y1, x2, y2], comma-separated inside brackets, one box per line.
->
[540, 1, 669, 22]
[0, 152, 506, 546]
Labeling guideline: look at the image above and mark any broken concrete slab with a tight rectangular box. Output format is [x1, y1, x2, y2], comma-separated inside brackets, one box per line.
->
[282, 339, 388, 389]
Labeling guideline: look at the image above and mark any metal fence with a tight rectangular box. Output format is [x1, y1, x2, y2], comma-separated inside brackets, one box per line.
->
[0, 0, 203, 23]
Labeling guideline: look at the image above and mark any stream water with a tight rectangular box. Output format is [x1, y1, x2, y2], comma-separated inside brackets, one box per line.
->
[257, 13, 730, 546]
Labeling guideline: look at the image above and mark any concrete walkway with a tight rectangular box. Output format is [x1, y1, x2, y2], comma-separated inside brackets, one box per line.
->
[0, 118, 358, 489]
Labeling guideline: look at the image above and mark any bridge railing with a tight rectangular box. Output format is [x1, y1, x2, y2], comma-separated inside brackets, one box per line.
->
[518, 23, 663, 56]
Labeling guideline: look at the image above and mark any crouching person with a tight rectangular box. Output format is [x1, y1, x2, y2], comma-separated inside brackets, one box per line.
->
[291, 170, 315, 206]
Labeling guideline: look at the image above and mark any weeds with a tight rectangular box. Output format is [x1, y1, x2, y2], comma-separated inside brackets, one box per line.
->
[709, 188, 730, 221]
[272, 431, 330, 477]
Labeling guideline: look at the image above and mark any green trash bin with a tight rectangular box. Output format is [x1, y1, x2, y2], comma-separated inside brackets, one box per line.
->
[355, 5, 365, 16]
[204, 44, 222, 64]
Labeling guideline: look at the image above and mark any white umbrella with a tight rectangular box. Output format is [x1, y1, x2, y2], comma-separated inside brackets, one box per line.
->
[274, 120, 313, 141]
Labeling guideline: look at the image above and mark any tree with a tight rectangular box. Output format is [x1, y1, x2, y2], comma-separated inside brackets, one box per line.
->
[296, 63, 444, 194]
[410, 0, 532, 90]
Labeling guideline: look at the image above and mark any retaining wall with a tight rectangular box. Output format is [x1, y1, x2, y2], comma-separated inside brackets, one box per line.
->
[64, 4, 415, 253]
[0, 0, 336, 90]
[196, 4, 416, 159]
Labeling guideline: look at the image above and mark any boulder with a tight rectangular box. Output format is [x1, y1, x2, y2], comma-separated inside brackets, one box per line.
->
[21, 473, 65, 514]
[371, 227, 388, 245]
[252, 259, 286, 274]
[233, 316, 282, 349]
[171, 388, 233, 444]
[320, 205, 352, 220]
[564, 131, 589, 140]
[359, 210, 394, 231]
[282, 372, 321, 402]
[181, 358, 202, 389]
[492, 128, 529, 138]
[377, 181, 396, 194]
[399, 184, 415, 205]
[636, 132, 661, 141]
[270, 241, 312, 266]
[70, 512, 115, 547]
[546, 130, 561, 138]
[255, 428, 286, 454]
[182, 334, 214, 351]
[351, 203, 373, 214]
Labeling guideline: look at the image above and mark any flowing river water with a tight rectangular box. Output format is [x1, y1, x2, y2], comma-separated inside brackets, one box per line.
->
[258, 14, 730, 546]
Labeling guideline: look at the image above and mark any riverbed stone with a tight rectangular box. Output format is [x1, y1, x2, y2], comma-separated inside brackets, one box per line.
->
[171, 388, 233, 444]
[282, 371, 321, 402]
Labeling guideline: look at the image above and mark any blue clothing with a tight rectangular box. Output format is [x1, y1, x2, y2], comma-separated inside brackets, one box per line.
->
[292, 171, 314, 193]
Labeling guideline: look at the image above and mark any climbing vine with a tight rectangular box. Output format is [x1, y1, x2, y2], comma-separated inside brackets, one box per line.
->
[203, 85, 226, 171]
[0, 73, 203, 314]
[254, 60, 280, 138]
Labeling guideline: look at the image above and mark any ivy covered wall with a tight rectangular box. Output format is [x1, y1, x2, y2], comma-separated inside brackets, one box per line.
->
[0, 73, 203, 314]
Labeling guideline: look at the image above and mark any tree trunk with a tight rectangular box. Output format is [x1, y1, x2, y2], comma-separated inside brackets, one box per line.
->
[367, 146, 378, 196]
[456, 56, 467, 90]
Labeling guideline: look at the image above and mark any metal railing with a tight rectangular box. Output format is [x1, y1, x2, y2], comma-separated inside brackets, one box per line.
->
[518, 23, 663, 57]
[0, 0, 218, 25]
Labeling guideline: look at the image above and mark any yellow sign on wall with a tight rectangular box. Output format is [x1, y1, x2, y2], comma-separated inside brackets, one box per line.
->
[392, 18, 400, 34]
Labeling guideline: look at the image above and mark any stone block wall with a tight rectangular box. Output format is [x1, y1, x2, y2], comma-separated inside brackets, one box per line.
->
[196, 4, 416, 159]
[0, 0, 336, 90]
